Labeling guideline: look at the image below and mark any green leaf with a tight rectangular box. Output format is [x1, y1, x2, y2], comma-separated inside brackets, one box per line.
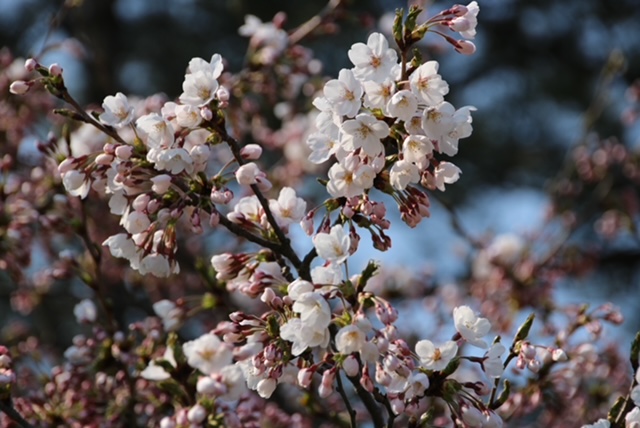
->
[514, 313, 535, 343]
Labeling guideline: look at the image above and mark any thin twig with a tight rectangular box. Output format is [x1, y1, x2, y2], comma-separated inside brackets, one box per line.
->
[0, 400, 34, 428]
[288, 0, 343, 45]
[336, 372, 357, 427]
[346, 375, 385, 428]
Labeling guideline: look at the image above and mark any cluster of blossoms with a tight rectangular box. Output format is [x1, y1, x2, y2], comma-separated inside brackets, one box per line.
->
[5, 1, 640, 428]
[307, 4, 478, 229]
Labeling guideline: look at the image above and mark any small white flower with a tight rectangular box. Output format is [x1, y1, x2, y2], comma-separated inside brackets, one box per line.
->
[340, 113, 389, 157]
[362, 79, 395, 113]
[626, 407, 640, 428]
[174, 104, 202, 129]
[73, 299, 97, 323]
[61, 170, 91, 199]
[450, 1, 480, 40]
[415, 339, 458, 371]
[323, 68, 363, 118]
[386, 89, 418, 122]
[151, 175, 172, 195]
[138, 253, 176, 278]
[433, 161, 462, 192]
[269, 187, 307, 228]
[484, 342, 506, 378]
[313, 224, 351, 265]
[348, 32, 398, 83]
[121, 210, 150, 235]
[183, 333, 233, 375]
[153, 148, 194, 174]
[326, 154, 376, 198]
[153, 300, 182, 331]
[389, 159, 420, 191]
[179, 70, 219, 107]
[280, 318, 330, 356]
[136, 113, 174, 149]
[186, 54, 224, 79]
[100, 92, 134, 128]
[335, 325, 366, 355]
[453, 305, 491, 348]
[409, 61, 449, 106]
[402, 134, 434, 169]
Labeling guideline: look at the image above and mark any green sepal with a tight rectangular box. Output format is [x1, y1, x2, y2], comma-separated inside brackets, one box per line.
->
[514, 313, 535, 343]
[491, 379, 511, 409]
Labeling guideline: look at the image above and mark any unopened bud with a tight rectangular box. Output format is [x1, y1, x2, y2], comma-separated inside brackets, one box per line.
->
[24, 58, 38, 72]
[48, 63, 63, 77]
[455, 40, 476, 55]
[240, 144, 263, 160]
[9, 80, 31, 95]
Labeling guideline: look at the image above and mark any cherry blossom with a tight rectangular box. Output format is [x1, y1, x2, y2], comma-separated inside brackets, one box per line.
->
[415, 339, 458, 371]
[453, 305, 491, 348]
[348, 32, 398, 83]
[409, 61, 449, 106]
[99, 92, 134, 128]
[183, 333, 233, 375]
[323, 68, 363, 117]
[313, 224, 351, 265]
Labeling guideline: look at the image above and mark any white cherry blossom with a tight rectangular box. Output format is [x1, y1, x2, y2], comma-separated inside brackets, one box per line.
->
[390, 159, 420, 191]
[409, 61, 449, 106]
[433, 161, 462, 191]
[362, 79, 395, 113]
[183, 333, 232, 375]
[136, 113, 175, 149]
[269, 187, 307, 228]
[73, 299, 97, 323]
[453, 305, 491, 349]
[323, 68, 363, 118]
[326, 153, 376, 198]
[484, 342, 506, 378]
[348, 32, 398, 83]
[179, 70, 219, 107]
[61, 170, 91, 198]
[335, 324, 366, 355]
[313, 224, 351, 265]
[340, 113, 389, 157]
[402, 134, 434, 169]
[386, 89, 418, 122]
[100, 92, 134, 128]
[450, 1, 480, 40]
[415, 339, 458, 371]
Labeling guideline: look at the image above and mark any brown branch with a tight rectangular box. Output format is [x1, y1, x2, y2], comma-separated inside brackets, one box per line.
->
[288, 0, 344, 45]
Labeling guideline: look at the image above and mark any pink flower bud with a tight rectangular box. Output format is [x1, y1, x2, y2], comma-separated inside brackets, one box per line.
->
[342, 355, 359, 377]
[151, 174, 172, 195]
[240, 144, 263, 160]
[187, 404, 207, 424]
[450, 4, 468, 16]
[200, 106, 213, 121]
[318, 369, 335, 398]
[132, 194, 150, 211]
[115, 145, 133, 160]
[297, 367, 315, 388]
[95, 153, 113, 165]
[9, 80, 31, 95]
[24, 58, 38, 72]
[48, 63, 63, 77]
[455, 40, 476, 55]
[216, 86, 230, 102]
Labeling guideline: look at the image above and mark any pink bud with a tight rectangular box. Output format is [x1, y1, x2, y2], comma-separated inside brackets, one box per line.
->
[115, 145, 133, 160]
[318, 369, 335, 398]
[24, 58, 38, 72]
[298, 367, 315, 388]
[240, 144, 263, 160]
[216, 86, 230, 102]
[151, 174, 172, 194]
[48, 63, 63, 77]
[342, 355, 359, 377]
[9, 80, 31, 95]
[200, 106, 213, 121]
[186, 404, 207, 424]
[455, 40, 476, 55]
[95, 153, 113, 165]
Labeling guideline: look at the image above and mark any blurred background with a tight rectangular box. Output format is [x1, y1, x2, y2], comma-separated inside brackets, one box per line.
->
[1, 0, 640, 346]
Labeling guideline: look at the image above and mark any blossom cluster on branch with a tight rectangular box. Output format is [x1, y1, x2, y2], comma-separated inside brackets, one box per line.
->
[2, 1, 640, 428]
